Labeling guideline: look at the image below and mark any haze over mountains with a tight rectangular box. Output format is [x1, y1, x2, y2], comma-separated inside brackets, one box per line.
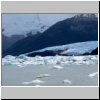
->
[2, 14, 98, 57]
[2, 34, 25, 51]
[2, 14, 76, 53]
[2, 14, 76, 36]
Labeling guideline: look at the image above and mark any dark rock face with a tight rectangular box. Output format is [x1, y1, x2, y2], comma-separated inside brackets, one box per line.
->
[28, 51, 56, 57]
[82, 47, 98, 55]
[3, 14, 98, 56]
[28, 50, 66, 57]
[91, 48, 98, 55]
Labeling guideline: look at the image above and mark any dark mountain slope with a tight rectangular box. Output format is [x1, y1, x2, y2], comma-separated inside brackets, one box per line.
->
[91, 47, 98, 55]
[2, 34, 25, 52]
[3, 14, 98, 56]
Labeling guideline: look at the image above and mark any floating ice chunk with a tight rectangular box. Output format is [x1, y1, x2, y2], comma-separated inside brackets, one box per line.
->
[34, 85, 41, 86]
[90, 56, 98, 61]
[72, 56, 84, 61]
[17, 54, 28, 60]
[32, 79, 45, 84]
[2, 61, 12, 66]
[17, 64, 24, 68]
[37, 74, 50, 78]
[53, 65, 63, 70]
[4, 55, 16, 59]
[22, 79, 45, 85]
[88, 72, 98, 78]
[22, 81, 32, 85]
[56, 61, 61, 65]
[2, 55, 98, 67]
[63, 79, 72, 84]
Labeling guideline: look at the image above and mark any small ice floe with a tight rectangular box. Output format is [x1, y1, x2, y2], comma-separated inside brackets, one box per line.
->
[90, 56, 97, 61]
[22, 81, 32, 85]
[53, 65, 63, 70]
[34, 84, 41, 86]
[17, 64, 24, 68]
[88, 72, 98, 78]
[63, 79, 72, 85]
[31, 79, 45, 84]
[37, 74, 50, 78]
[22, 79, 45, 85]
[17, 54, 28, 60]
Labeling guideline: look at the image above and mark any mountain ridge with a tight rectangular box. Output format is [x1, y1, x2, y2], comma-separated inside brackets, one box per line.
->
[3, 14, 98, 57]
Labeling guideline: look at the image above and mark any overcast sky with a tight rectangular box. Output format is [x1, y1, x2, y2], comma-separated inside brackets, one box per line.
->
[2, 14, 77, 36]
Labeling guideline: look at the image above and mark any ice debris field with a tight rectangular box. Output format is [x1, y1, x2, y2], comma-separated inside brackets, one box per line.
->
[2, 55, 98, 67]
[2, 55, 98, 86]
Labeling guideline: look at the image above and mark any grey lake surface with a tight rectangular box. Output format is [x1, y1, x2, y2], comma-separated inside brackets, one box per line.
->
[2, 64, 98, 86]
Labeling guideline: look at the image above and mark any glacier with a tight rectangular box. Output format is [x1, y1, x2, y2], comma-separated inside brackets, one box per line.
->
[26, 41, 98, 56]
[2, 41, 98, 67]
